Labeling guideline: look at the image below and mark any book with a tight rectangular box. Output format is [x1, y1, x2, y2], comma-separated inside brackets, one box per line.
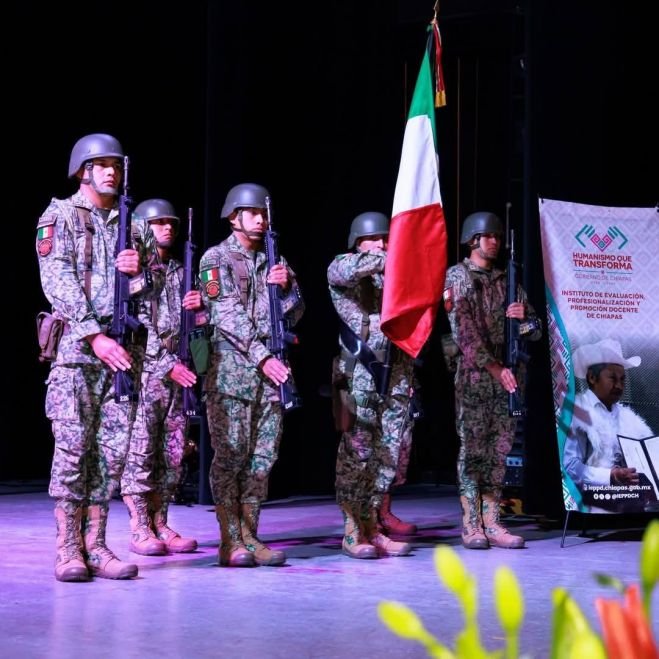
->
[617, 434, 659, 499]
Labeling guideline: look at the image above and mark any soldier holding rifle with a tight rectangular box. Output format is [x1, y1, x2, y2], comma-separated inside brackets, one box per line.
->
[443, 211, 541, 550]
[35, 134, 162, 581]
[199, 183, 304, 568]
[120, 199, 204, 557]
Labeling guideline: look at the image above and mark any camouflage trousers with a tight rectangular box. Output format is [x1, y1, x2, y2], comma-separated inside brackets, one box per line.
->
[205, 393, 283, 507]
[45, 363, 136, 504]
[335, 391, 412, 509]
[392, 423, 413, 488]
[454, 366, 516, 499]
[121, 371, 187, 497]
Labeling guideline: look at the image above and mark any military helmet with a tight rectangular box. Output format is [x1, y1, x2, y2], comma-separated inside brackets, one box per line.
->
[134, 198, 180, 228]
[347, 212, 389, 249]
[460, 211, 503, 244]
[221, 183, 270, 219]
[68, 133, 124, 178]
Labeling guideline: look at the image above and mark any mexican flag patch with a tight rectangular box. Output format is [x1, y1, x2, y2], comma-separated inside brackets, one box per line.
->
[37, 225, 54, 257]
[201, 267, 220, 298]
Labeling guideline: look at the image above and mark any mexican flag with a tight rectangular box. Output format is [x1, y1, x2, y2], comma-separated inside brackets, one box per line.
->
[381, 27, 448, 359]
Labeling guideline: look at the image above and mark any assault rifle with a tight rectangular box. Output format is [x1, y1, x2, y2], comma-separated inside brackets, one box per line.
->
[179, 208, 203, 417]
[504, 205, 538, 417]
[264, 196, 302, 412]
[109, 156, 149, 403]
[337, 319, 392, 398]
[376, 341, 393, 398]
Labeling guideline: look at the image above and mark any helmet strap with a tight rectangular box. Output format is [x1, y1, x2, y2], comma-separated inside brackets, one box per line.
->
[83, 161, 118, 198]
[232, 209, 264, 241]
[79, 162, 93, 186]
[468, 235, 481, 250]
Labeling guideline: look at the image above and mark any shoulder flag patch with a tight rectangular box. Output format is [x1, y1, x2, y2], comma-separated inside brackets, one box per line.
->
[201, 267, 220, 298]
[442, 286, 453, 313]
[37, 224, 55, 257]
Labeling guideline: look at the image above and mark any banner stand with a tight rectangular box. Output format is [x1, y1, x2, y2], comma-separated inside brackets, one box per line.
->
[560, 510, 588, 547]
[539, 199, 659, 529]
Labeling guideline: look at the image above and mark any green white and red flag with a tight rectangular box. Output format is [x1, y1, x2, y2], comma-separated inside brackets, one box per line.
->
[381, 22, 448, 358]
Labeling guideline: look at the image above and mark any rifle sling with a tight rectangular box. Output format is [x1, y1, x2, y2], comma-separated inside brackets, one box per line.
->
[73, 207, 93, 298]
[338, 317, 388, 383]
[228, 252, 250, 307]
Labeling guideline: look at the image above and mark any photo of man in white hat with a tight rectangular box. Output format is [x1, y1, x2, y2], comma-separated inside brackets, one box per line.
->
[562, 338, 657, 512]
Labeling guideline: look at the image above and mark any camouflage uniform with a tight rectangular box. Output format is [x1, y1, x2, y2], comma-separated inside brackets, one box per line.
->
[36, 190, 161, 579]
[120, 252, 204, 554]
[37, 191, 159, 504]
[122, 258, 187, 497]
[199, 233, 304, 508]
[328, 251, 415, 513]
[444, 258, 540, 544]
[392, 423, 414, 488]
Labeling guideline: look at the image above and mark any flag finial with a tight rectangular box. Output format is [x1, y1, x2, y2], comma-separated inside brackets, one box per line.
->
[429, 12, 446, 108]
[433, 1, 440, 23]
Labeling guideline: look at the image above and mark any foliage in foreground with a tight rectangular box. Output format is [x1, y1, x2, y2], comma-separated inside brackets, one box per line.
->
[378, 519, 659, 658]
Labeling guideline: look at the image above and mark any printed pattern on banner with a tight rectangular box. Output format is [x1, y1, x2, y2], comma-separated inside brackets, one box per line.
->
[539, 198, 659, 514]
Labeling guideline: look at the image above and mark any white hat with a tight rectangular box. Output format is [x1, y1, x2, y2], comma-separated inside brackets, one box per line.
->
[572, 338, 641, 379]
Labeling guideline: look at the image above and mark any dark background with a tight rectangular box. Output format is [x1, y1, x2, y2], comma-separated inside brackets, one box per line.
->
[7, 1, 657, 517]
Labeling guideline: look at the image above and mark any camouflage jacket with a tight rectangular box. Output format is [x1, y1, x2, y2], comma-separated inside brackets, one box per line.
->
[143, 257, 208, 379]
[443, 258, 540, 371]
[327, 251, 413, 397]
[36, 191, 162, 366]
[199, 232, 304, 400]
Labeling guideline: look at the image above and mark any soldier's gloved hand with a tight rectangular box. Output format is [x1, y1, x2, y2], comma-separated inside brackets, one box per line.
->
[87, 333, 133, 372]
[260, 356, 290, 385]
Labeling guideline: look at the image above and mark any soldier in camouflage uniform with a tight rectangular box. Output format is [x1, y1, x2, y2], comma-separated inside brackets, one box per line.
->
[35, 133, 163, 581]
[328, 212, 414, 559]
[199, 183, 304, 568]
[120, 199, 203, 556]
[443, 211, 541, 549]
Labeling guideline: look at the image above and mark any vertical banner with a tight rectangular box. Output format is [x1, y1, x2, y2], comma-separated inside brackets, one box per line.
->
[539, 198, 659, 514]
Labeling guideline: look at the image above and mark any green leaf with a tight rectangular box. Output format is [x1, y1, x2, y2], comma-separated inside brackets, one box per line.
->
[462, 575, 478, 620]
[378, 601, 456, 657]
[550, 588, 598, 659]
[494, 566, 523, 659]
[640, 519, 659, 617]
[494, 566, 524, 633]
[593, 572, 624, 593]
[426, 640, 458, 659]
[434, 546, 469, 596]
[454, 627, 491, 659]
[568, 632, 607, 659]
[377, 601, 430, 641]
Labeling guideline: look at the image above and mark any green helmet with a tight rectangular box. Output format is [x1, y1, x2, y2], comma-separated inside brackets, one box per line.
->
[221, 183, 270, 219]
[68, 133, 123, 178]
[460, 211, 503, 244]
[134, 198, 180, 230]
[347, 212, 389, 249]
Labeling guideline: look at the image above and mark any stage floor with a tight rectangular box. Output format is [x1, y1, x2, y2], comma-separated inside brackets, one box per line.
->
[1, 483, 657, 658]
